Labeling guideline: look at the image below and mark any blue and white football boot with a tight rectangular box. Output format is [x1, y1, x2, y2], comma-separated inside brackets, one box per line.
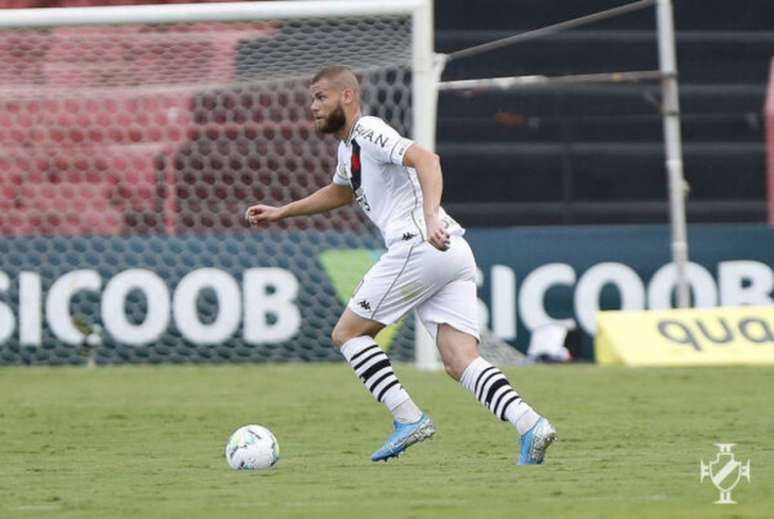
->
[371, 414, 435, 462]
[518, 417, 556, 465]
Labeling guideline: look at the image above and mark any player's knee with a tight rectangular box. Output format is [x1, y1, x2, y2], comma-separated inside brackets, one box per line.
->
[331, 326, 349, 349]
[331, 324, 360, 349]
[442, 359, 464, 381]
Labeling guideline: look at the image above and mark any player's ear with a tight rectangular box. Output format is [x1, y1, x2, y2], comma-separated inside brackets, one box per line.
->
[341, 88, 354, 105]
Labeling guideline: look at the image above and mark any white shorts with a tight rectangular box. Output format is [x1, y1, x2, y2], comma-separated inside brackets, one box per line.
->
[348, 235, 480, 341]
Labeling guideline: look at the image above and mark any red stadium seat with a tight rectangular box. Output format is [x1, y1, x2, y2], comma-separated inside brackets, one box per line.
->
[0, 6, 278, 236]
[0, 143, 172, 234]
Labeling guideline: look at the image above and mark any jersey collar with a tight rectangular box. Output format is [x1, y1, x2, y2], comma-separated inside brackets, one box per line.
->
[343, 115, 362, 145]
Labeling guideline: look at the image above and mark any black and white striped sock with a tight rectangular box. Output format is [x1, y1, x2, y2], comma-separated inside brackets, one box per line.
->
[340, 336, 421, 421]
[460, 357, 540, 435]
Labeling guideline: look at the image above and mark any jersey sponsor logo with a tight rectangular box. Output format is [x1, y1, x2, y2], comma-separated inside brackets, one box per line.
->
[353, 123, 389, 148]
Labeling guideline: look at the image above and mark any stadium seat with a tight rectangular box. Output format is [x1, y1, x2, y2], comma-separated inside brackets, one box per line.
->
[436, 1, 772, 224]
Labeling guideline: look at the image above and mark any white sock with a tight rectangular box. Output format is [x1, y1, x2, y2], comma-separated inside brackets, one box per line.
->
[392, 399, 423, 424]
[340, 336, 422, 423]
[459, 357, 540, 435]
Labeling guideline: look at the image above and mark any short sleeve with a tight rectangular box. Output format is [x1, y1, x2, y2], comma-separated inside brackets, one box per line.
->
[332, 162, 350, 186]
[388, 135, 414, 166]
[353, 117, 414, 166]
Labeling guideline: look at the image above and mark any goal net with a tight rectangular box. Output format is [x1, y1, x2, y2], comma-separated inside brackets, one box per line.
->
[0, 1, 438, 365]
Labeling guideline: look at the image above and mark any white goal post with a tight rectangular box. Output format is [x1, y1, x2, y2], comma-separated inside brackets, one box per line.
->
[0, 0, 444, 367]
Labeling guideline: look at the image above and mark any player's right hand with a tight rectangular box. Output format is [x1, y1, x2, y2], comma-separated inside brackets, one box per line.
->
[245, 204, 284, 225]
[426, 215, 450, 252]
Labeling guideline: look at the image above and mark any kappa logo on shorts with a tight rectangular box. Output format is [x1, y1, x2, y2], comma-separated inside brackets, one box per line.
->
[401, 232, 416, 241]
[358, 299, 372, 311]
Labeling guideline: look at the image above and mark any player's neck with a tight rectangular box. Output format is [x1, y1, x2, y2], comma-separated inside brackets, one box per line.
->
[337, 110, 362, 142]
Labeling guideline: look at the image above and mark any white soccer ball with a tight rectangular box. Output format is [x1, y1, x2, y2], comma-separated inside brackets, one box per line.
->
[225, 425, 279, 470]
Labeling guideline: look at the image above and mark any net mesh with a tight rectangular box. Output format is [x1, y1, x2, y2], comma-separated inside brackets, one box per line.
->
[0, 12, 420, 364]
[0, 16, 412, 234]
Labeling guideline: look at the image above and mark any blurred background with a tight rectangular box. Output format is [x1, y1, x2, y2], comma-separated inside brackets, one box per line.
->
[0, 0, 772, 366]
[437, 0, 771, 226]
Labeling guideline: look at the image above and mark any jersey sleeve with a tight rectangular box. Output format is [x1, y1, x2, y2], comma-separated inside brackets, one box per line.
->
[332, 162, 350, 186]
[354, 117, 414, 166]
[332, 145, 351, 187]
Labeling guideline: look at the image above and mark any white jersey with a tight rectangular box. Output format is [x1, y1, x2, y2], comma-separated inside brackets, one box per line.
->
[333, 115, 464, 248]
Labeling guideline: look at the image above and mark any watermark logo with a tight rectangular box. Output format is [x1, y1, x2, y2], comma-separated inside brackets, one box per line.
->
[700, 444, 751, 504]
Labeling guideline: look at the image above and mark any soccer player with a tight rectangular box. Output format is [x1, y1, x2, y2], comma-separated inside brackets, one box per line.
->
[245, 65, 555, 464]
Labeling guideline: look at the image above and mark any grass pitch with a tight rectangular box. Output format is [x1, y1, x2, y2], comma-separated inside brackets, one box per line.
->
[1, 363, 772, 518]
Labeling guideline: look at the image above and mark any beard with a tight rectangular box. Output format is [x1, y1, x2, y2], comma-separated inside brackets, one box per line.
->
[317, 104, 346, 134]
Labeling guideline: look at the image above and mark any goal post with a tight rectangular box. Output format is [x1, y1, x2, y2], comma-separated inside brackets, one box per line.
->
[0, 1, 442, 366]
[0, 1, 431, 27]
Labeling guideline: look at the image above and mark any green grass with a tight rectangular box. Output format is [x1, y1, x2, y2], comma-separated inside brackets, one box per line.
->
[1, 364, 772, 518]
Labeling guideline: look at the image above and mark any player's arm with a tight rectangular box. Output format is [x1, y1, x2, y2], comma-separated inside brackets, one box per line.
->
[245, 183, 353, 225]
[403, 144, 450, 251]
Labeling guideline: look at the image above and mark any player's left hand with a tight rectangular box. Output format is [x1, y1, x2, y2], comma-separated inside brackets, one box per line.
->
[426, 216, 450, 251]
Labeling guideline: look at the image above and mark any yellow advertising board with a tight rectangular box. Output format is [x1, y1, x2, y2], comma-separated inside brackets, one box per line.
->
[595, 306, 774, 366]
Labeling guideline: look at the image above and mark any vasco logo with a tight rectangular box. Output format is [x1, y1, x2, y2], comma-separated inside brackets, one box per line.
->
[700, 444, 751, 504]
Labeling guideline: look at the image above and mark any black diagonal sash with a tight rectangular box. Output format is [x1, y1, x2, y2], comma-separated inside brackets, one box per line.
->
[350, 139, 362, 191]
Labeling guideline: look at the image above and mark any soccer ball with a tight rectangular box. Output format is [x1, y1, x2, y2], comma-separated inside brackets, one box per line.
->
[225, 425, 279, 470]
